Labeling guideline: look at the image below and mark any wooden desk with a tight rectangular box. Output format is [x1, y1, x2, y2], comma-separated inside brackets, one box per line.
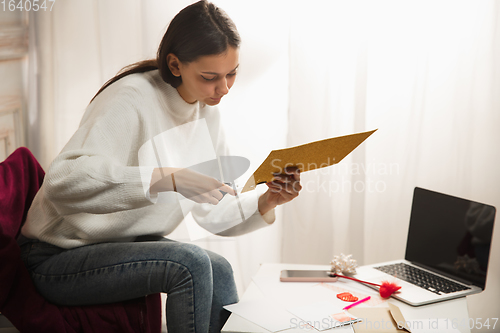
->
[223, 263, 471, 333]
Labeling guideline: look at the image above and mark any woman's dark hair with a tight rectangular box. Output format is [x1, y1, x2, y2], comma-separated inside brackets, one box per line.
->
[90, 0, 240, 103]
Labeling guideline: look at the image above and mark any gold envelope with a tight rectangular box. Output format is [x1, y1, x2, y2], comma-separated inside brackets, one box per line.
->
[241, 129, 377, 192]
[348, 303, 412, 333]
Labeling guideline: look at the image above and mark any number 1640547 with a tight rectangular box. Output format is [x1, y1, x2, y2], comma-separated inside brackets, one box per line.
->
[2, 0, 56, 12]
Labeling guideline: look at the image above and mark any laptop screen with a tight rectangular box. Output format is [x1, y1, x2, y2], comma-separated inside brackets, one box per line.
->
[405, 187, 496, 289]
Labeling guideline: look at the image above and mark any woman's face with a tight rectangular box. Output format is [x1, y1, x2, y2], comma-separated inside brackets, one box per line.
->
[169, 47, 239, 106]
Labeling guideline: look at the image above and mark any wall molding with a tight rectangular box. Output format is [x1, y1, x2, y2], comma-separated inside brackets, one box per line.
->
[0, 95, 24, 161]
[0, 24, 28, 61]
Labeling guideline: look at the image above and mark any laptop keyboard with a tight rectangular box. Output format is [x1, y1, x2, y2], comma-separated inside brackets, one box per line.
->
[374, 263, 471, 295]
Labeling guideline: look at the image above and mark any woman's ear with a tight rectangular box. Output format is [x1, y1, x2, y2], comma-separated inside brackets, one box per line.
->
[167, 53, 182, 77]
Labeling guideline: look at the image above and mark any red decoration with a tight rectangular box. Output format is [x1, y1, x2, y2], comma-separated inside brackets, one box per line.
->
[332, 274, 401, 298]
[336, 292, 358, 302]
[379, 281, 401, 298]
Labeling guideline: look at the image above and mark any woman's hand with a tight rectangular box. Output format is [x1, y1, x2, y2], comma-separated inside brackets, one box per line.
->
[258, 167, 302, 215]
[150, 167, 235, 204]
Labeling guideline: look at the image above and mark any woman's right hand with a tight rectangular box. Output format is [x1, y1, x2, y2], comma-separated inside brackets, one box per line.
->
[150, 167, 235, 204]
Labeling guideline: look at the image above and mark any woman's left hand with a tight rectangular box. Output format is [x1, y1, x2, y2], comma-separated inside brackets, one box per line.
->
[258, 167, 302, 215]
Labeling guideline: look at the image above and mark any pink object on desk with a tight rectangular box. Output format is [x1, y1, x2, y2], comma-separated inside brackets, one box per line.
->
[343, 296, 371, 310]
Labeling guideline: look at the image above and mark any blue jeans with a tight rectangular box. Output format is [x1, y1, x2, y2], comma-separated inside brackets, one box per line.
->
[19, 236, 239, 333]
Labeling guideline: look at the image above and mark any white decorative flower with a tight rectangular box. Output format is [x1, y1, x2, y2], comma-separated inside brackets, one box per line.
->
[330, 253, 357, 275]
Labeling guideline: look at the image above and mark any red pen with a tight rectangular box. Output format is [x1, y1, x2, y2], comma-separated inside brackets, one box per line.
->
[343, 296, 371, 310]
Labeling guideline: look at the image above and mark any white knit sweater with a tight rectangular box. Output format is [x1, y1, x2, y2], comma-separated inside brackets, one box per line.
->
[22, 70, 274, 249]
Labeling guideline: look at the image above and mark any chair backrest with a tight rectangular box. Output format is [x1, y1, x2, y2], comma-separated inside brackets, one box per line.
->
[0, 147, 44, 239]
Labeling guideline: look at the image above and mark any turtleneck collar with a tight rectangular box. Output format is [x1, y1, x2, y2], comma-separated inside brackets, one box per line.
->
[147, 70, 200, 123]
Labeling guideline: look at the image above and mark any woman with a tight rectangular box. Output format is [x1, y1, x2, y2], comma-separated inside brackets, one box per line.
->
[19, 1, 301, 332]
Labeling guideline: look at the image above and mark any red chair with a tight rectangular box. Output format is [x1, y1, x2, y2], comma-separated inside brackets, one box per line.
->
[0, 147, 162, 333]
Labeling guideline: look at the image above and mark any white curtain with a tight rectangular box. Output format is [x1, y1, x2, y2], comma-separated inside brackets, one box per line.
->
[29, 0, 500, 327]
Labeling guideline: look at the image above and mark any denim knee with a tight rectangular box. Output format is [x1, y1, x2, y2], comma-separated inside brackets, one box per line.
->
[206, 250, 238, 304]
[211, 255, 235, 282]
[173, 243, 212, 280]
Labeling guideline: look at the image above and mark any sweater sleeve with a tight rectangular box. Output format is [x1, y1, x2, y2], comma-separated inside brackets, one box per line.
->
[43, 90, 156, 216]
[190, 188, 275, 237]
[189, 109, 276, 237]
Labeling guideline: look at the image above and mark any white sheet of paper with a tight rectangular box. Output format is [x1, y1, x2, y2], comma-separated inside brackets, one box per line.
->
[252, 275, 383, 309]
[409, 318, 462, 333]
[223, 299, 297, 332]
[252, 276, 325, 307]
[287, 301, 361, 331]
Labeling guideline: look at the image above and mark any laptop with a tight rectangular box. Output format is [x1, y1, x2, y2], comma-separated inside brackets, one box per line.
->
[354, 187, 496, 306]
